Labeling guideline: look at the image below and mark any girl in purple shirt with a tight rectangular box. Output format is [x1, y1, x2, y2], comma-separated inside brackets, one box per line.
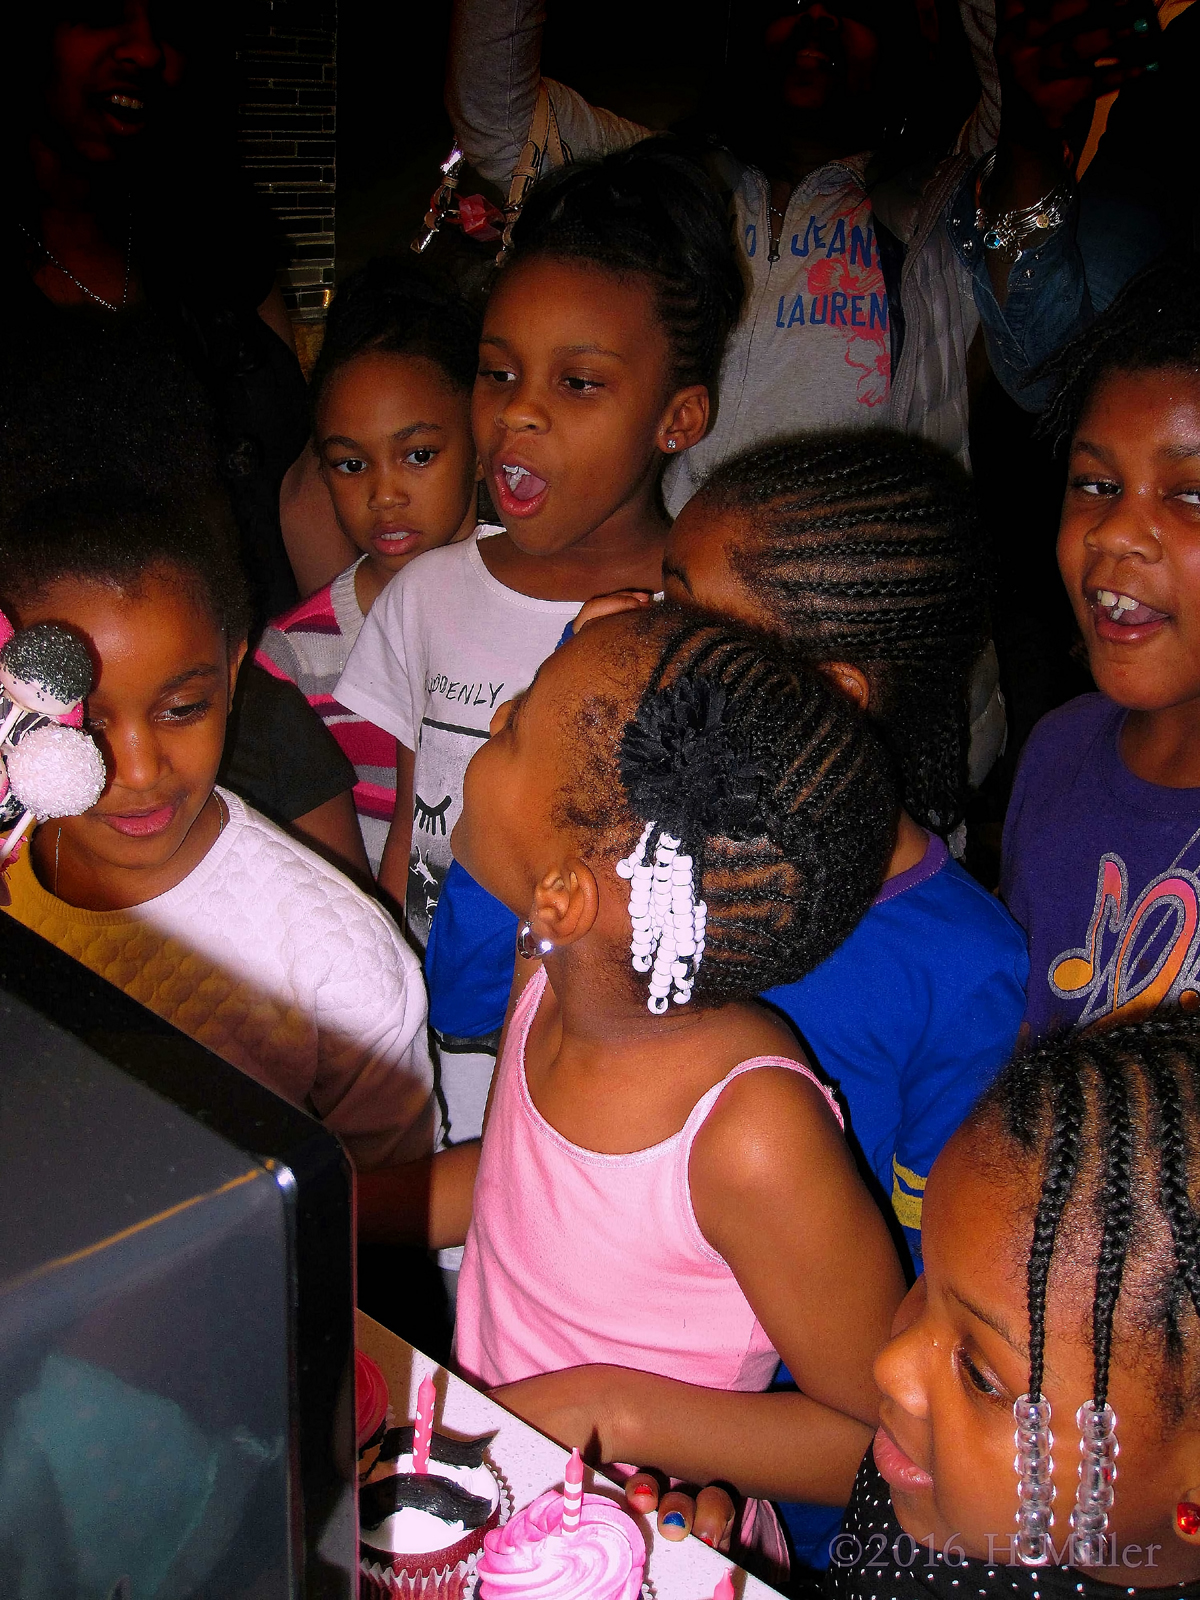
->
[1001, 259, 1200, 1039]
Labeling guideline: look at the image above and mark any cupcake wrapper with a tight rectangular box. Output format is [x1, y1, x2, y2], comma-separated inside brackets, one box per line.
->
[360, 1551, 478, 1599]
[470, 1581, 655, 1600]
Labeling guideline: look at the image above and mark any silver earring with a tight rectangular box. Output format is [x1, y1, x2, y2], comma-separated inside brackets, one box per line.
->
[517, 920, 553, 961]
[666, 437, 677, 450]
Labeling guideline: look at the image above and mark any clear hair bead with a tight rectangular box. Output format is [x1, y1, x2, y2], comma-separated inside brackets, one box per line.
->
[1013, 1394, 1055, 1565]
[1070, 1401, 1117, 1567]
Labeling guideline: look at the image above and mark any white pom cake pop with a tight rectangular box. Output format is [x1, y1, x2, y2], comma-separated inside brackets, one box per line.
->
[0, 624, 94, 746]
[0, 723, 107, 868]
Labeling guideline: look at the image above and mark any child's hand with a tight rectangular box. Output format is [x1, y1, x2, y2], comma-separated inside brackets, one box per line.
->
[624, 1473, 736, 1550]
[573, 591, 654, 632]
[995, 0, 1152, 141]
[488, 1368, 737, 1549]
[488, 1366, 618, 1459]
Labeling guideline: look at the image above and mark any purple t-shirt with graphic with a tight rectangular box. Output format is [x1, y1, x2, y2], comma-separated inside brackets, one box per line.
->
[1001, 693, 1200, 1039]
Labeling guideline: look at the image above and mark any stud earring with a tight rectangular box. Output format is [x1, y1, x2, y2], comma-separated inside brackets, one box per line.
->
[517, 920, 553, 961]
[666, 437, 677, 451]
[1176, 1502, 1200, 1539]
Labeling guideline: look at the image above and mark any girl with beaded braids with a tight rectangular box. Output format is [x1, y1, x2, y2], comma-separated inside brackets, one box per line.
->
[834, 1008, 1200, 1600]
[359, 604, 907, 1575]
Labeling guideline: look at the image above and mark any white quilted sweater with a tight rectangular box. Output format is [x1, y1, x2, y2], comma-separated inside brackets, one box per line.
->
[4, 790, 436, 1170]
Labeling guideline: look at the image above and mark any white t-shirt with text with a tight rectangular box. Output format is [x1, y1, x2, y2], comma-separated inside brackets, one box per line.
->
[335, 529, 579, 950]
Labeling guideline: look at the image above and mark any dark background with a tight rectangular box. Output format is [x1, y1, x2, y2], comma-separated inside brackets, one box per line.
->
[336, 1, 742, 275]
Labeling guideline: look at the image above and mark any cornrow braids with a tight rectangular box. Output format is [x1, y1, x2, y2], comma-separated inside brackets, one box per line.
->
[1144, 1046, 1200, 1346]
[1089, 1043, 1134, 1411]
[310, 255, 482, 423]
[1039, 255, 1200, 455]
[973, 1013, 1200, 1561]
[1022, 1060, 1087, 1403]
[557, 604, 898, 1007]
[507, 140, 745, 394]
[696, 431, 987, 836]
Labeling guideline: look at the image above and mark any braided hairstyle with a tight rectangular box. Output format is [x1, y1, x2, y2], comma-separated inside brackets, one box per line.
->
[692, 431, 987, 836]
[556, 604, 897, 1006]
[309, 256, 482, 423]
[507, 140, 745, 394]
[973, 1012, 1200, 1418]
[1039, 255, 1200, 455]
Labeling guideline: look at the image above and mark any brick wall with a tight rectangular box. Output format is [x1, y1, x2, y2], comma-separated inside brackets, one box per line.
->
[236, 0, 336, 328]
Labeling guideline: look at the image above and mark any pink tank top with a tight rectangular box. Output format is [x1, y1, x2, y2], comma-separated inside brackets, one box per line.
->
[454, 966, 844, 1392]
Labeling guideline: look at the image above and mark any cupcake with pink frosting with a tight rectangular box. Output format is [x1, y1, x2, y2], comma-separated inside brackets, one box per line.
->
[475, 1488, 646, 1600]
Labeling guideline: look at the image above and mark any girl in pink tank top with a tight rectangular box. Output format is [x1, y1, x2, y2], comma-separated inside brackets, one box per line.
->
[368, 605, 907, 1531]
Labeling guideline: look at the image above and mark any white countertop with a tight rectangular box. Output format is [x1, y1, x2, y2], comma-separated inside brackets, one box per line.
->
[356, 1312, 784, 1600]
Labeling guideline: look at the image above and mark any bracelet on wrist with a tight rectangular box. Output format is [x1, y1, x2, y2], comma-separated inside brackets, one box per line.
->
[974, 152, 1073, 253]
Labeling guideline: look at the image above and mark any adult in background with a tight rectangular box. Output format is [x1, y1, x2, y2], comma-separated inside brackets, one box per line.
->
[447, 0, 1156, 501]
[2, 0, 307, 621]
[948, 0, 1186, 412]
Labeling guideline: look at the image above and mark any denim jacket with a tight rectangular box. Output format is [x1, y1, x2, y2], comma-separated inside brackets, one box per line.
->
[945, 155, 1169, 412]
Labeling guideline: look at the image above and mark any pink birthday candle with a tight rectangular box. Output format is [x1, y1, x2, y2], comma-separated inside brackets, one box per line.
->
[561, 1446, 584, 1533]
[413, 1373, 436, 1474]
[713, 1572, 735, 1600]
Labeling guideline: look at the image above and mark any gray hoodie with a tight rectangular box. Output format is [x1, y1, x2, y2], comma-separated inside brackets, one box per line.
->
[447, 0, 1001, 511]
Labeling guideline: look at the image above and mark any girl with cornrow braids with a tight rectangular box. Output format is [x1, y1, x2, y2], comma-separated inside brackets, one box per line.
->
[360, 604, 907, 1583]
[650, 433, 1028, 1259]
[641, 428, 1029, 1568]
[837, 1009, 1200, 1600]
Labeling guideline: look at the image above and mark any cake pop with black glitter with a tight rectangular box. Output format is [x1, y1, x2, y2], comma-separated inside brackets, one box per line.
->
[0, 623, 94, 751]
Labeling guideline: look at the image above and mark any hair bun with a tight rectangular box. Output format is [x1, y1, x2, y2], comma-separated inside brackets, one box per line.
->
[619, 673, 763, 846]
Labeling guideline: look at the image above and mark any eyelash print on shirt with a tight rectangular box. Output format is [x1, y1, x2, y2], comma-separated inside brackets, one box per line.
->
[414, 791, 452, 835]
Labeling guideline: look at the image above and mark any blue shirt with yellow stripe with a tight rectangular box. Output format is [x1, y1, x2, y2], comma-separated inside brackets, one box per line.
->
[763, 831, 1028, 1271]
[763, 832, 1027, 1569]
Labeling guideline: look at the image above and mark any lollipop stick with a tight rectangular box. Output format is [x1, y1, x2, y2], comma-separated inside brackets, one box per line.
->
[0, 703, 24, 747]
[0, 808, 35, 867]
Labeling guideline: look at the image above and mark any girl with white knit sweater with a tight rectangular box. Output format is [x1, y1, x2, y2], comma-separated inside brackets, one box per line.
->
[0, 483, 435, 1170]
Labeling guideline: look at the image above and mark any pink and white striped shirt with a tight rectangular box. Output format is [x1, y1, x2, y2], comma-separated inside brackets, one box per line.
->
[256, 558, 395, 873]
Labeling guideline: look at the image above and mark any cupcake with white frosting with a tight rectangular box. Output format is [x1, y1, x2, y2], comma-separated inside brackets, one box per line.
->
[360, 1426, 502, 1598]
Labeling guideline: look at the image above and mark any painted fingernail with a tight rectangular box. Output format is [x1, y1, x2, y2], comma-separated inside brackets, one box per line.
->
[662, 1511, 687, 1529]
[699, 1531, 715, 1545]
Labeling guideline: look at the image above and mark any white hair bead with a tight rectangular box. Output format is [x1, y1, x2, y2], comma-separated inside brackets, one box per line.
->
[617, 817, 706, 1013]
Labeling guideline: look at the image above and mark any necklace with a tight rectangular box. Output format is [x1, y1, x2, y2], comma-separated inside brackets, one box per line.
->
[51, 796, 225, 899]
[18, 218, 133, 312]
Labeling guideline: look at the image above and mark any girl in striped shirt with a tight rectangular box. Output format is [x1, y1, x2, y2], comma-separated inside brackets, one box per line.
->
[257, 259, 482, 875]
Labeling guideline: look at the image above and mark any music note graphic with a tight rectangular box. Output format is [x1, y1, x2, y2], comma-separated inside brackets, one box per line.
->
[1106, 875, 1199, 1026]
[1053, 858, 1125, 994]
